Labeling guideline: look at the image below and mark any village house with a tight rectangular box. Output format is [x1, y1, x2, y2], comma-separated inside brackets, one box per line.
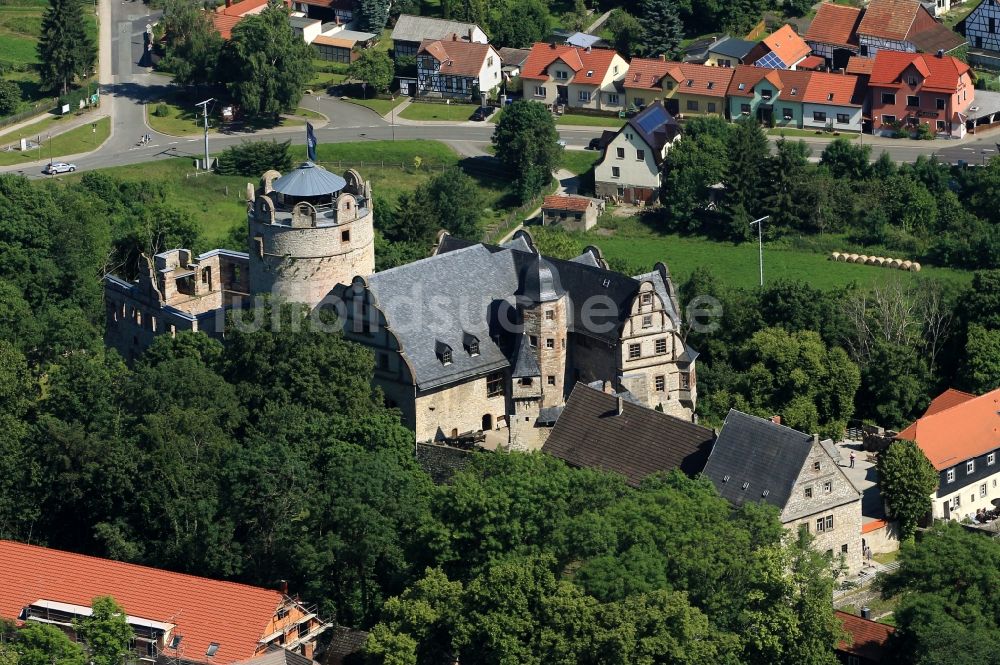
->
[855, 0, 965, 56]
[415, 35, 502, 100]
[0, 540, 330, 664]
[543, 382, 715, 485]
[660, 61, 735, 117]
[960, 0, 1000, 68]
[289, 0, 352, 25]
[896, 387, 1000, 521]
[702, 410, 864, 575]
[804, 3, 864, 69]
[519, 42, 628, 111]
[593, 101, 680, 204]
[329, 230, 698, 447]
[835, 610, 895, 664]
[868, 49, 973, 137]
[210, 0, 273, 40]
[704, 35, 757, 67]
[540, 194, 603, 231]
[727, 65, 795, 125]
[390, 15, 487, 58]
[747, 24, 812, 69]
[622, 57, 669, 110]
[801, 69, 865, 132]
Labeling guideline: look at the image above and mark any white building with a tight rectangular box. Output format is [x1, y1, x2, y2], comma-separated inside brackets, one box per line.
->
[594, 101, 680, 204]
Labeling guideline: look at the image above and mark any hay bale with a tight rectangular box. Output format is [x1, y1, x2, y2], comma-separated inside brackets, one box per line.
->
[859, 255, 870, 264]
[848, 253, 860, 263]
[901, 260, 913, 270]
[837, 253, 848, 262]
[832, 252, 842, 261]
[872, 257, 885, 266]
[888, 259, 901, 269]
[911, 262, 921, 272]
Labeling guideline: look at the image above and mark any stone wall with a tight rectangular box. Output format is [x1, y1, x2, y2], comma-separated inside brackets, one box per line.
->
[415, 442, 475, 484]
[413, 374, 508, 443]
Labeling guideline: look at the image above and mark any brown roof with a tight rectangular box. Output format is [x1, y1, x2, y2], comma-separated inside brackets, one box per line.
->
[802, 69, 861, 106]
[542, 383, 716, 487]
[798, 54, 826, 70]
[805, 3, 862, 47]
[625, 57, 671, 90]
[896, 387, 1000, 470]
[662, 61, 735, 98]
[909, 23, 967, 54]
[846, 55, 874, 75]
[857, 0, 922, 41]
[542, 194, 596, 212]
[761, 24, 811, 66]
[417, 37, 494, 77]
[520, 42, 622, 84]
[835, 611, 895, 661]
[774, 69, 813, 100]
[313, 35, 355, 48]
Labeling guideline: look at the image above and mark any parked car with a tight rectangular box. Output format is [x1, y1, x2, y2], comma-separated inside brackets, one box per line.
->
[43, 162, 76, 174]
[556, 139, 567, 147]
[587, 137, 603, 150]
[471, 106, 495, 121]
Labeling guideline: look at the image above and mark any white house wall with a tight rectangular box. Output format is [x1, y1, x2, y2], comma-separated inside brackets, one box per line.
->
[801, 103, 862, 131]
[594, 130, 661, 191]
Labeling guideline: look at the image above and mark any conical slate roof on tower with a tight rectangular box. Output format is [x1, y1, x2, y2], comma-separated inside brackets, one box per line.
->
[271, 161, 347, 197]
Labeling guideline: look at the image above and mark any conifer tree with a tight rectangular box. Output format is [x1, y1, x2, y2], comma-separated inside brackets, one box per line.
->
[37, 0, 96, 95]
[639, 0, 683, 58]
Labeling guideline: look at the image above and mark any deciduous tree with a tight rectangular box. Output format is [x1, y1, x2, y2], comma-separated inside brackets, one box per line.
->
[74, 597, 134, 665]
[877, 439, 938, 539]
[348, 49, 394, 94]
[492, 101, 561, 203]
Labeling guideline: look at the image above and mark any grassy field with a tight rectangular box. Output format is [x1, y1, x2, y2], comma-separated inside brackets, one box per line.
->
[571, 215, 972, 290]
[557, 113, 625, 128]
[0, 115, 108, 166]
[0, 110, 88, 143]
[559, 149, 601, 175]
[398, 102, 479, 121]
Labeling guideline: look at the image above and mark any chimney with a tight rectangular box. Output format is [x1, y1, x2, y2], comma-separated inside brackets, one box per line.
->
[278, 580, 288, 594]
[861, 607, 871, 620]
[771, 415, 781, 425]
[550, 40, 557, 49]
[602, 380, 613, 394]
[936, 49, 944, 58]
[452, 33, 457, 41]
[616, 396, 624, 416]
[225, 0, 232, 7]
[586, 45, 592, 53]
[468, 28, 474, 42]
[660, 54, 666, 62]
[813, 433, 820, 445]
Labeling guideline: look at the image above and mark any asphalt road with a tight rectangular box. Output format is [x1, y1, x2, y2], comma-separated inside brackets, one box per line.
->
[5, 0, 1000, 179]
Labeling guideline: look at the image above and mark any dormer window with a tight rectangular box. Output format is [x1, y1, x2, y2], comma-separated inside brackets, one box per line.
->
[435, 341, 453, 365]
[790, 87, 797, 95]
[463, 332, 480, 356]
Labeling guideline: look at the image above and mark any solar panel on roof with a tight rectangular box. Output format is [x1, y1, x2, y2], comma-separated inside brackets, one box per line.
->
[756, 52, 786, 69]
[636, 105, 669, 133]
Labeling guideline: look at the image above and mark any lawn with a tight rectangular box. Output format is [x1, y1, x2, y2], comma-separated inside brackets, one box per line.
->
[0, 115, 108, 166]
[0, 110, 88, 144]
[345, 96, 406, 116]
[559, 149, 601, 175]
[398, 102, 479, 121]
[146, 99, 306, 136]
[768, 128, 860, 140]
[571, 215, 972, 291]
[556, 113, 625, 128]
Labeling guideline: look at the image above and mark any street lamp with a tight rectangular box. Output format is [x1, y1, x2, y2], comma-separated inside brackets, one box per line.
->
[749, 215, 770, 287]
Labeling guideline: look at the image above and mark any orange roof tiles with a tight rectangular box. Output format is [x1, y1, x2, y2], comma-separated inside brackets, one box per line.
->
[846, 55, 874, 75]
[805, 3, 862, 47]
[418, 37, 493, 77]
[762, 24, 811, 67]
[924, 388, 977, 416]
[211, 13, 242, 39]
[869, 50, 970, 93]
[896, 387, 1000, 470]
[542, 194, 595, 211]
[0, 540, 288, 665]
[835, 611, 895, 661]
[624, 57, 671, 90]
[520, 42, 621, 84]
[727, 65, 774, 97]
[802, 70, 861, 105]
[662, 62, 735, 98]
[210, 0, 270, 39]
[798, 55, 826, 70]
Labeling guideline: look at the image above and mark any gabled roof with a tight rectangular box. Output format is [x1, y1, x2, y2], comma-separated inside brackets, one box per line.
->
[895, 387, 1000, 470]
[727, 65, 779, 97]
[760, 24, 811, 67]
[661, 61, 735, 98]
[702, 409, 815, 510]
[542, 194, 597, 212]
[624, 57, 672, 90]
[391, 14, 484, 43]
[543, 383, 715, 486]
[802, 70, 862, 106]
[418, 37, 494, 77]
[708, 35, 757, 59]
[624, 101, 680, 163]
[231, 647, 313, 665]
[0, 540, 291, 665]
[857, 0, 965, 52]
[835, 611, 895, 661]
[520, 42, 622, 83]
[923, 388, 976, 416]
[210, 0, 270, 39]
[774, 68, 813, 101]
[805, 3, 863, 47]
[869, 50, 970, 93]
[498, 47, 531, 67]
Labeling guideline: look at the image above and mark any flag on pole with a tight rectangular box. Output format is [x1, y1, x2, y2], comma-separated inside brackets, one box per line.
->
[306, 122, 317, 162]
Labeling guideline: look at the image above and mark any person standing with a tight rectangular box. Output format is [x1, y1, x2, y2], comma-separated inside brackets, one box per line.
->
[849, 451, 856, 468]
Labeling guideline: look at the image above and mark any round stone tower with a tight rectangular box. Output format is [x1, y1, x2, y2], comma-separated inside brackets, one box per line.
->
[247, 162, 375, 308]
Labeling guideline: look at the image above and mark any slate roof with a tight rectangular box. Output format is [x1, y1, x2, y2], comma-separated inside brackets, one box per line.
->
[391, 14, 483, 43]
[708, 35, 757, 59]
[835, 611, 895, 661]
[511, 334, 540, 378]
[702, 409, 815, 511]
[0, 540, 292, 665]
[662, 62, 735, 98]
[324, 626, 368, 662]
[869, 50, 970, 93]
[232, 647, 313, 665]
[418, 38, 494, 77]
[520, 42, 622, 83]
[896, 387, 1000, 470]
[805, 3, 862, 47]
[543, 383, 715, 486]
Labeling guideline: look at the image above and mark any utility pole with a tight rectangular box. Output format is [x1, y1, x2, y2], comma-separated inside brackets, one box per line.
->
[195, 98, 214, 169]
[750, 215, 770, 287]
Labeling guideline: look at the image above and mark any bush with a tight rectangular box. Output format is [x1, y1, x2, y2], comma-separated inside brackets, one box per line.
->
[215, 139, 293, 176]
[57, 86, 95, 112]
[152, 103, 171, 117]
[916, 123, 934, 140]
[0, 79, 22, 116]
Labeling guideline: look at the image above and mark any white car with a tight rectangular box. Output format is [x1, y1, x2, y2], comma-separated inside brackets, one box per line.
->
[43, 162, 76, 174]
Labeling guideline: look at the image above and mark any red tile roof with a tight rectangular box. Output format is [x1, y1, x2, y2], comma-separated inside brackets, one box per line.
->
[802, 69, 861, 106]
[662, 62, 735, 98]
[762, 24, 811, 67]
[798, 55, 826, 70]
[542, 194, 595, 211]
[773, 69, 812, 100]
[836, 611, 895, 661]
[209, 0, 272, 39]
[727, 65, 775, 97]
[520, 42, 622, 85]
[869, 50, 970, 93]
[862, 518, 888, 534]
[923, 388, 977, 416]
[418, 37, 493, 77]
[0, 540, 288, 665]
[857, 0, 921, 41]
[624, 57, 671, 90]
[805, 3, 862, 47]
[846, 55, 874, 75]
[896, 387, 1000, 470]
